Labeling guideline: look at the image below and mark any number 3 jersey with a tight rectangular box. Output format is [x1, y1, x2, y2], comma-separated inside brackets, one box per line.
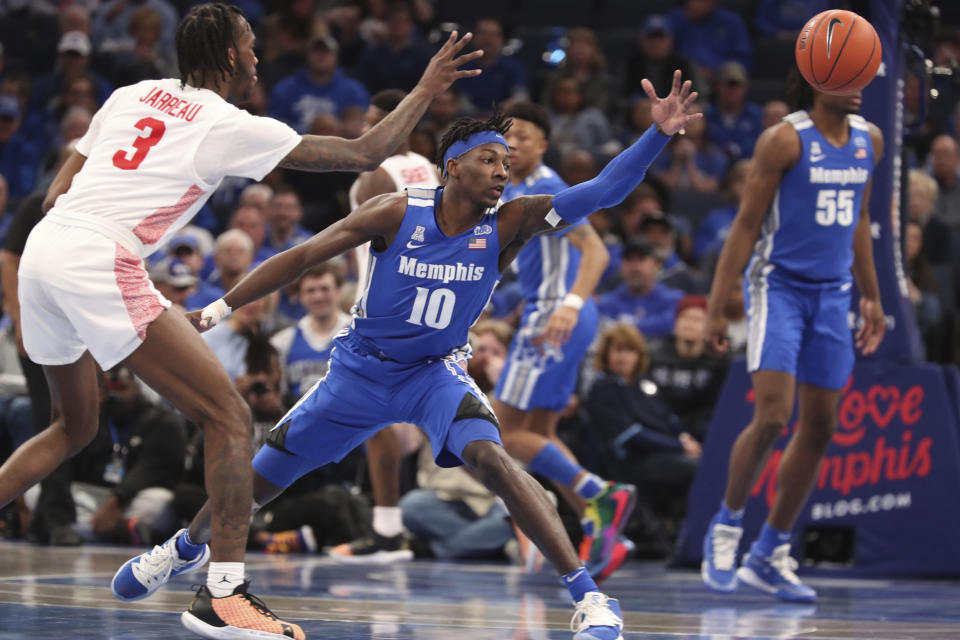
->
[351, 187, 502, 363]
[50, 78, 301, 259]
[749, 110, 875, 284]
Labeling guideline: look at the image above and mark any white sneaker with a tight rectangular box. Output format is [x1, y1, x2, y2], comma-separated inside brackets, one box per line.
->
[111, 528, 210, 601]
[571, 592, 624, 640]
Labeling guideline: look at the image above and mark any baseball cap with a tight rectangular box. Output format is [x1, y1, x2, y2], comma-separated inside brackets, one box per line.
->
[718, 61, 748, 85]
[150, 258, 197, 288]
[676, 294, 707, 317]
[309, 33, 339, 52]
[641, 15, 672, 37]
[58, 30, 92, 56]
[168, 234, 199, 253]
[0, 95, 19, 119]
[622, 238, 659, 260]
[639, 211, 674, 232]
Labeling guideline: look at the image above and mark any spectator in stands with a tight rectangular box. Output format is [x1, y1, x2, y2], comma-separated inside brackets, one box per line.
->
[425, 87, 462, 132]
[648, 295, 728, 441]
[76, 365, 186, 545]
[409, 125, 438, 166]
[268, 33, 370, 134]
[270, 263, 352, 402]
[458, 17, 528, 115]
[28, 31, 112, 125]
[754, 0, 831, 40]
[560, 148, 597, 187]
[466, 319, 513, 395]
[0, 175, 9, 246]
[762, 99, 789, 129]
[228, 204, 272, 263]
[584, 324, 701, 542]
[58, 106, 91, 153]
[618, 96, 654, 147]
[652, 102, 726, 193]
[162, 236, 222, 311]
[355, 1, 434, 93]
[693, 158, 750, 265]
[262, 186, 313, 257]
[102, 6, 178, 86]
[0, 95, 40, 202]
[617, 183, 665, 241]
[705, 62, 764, 160]
[545, 75, 614, 163]
[29, 70, 102, 158]
[909, 168, 949, 267]
[905, 219, 944, 359]
[597, 239, 684, 339]
[202, 294, 277, 382]
[240, 182, 274, 216]
[206, 229, 255, 293]
[639, 213, 707, 294]
[666, 0, 753, 74]
[149, 257, 196, 311]
[623, 15, 704, 110]
[91, 0, 178, 54]
[258, 0, 322, 76]
[929, 134, 960, 228]
[542, 27, 617, 115]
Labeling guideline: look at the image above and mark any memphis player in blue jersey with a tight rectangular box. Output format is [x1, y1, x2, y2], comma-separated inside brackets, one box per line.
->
[116, 71, 701, 639]
[491, 102, 636, 581]
[701, 70, 886, 602]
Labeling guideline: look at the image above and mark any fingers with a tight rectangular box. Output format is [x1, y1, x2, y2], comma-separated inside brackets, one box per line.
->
[671, 69, 681, 95]
[640, 78, 658, 101]
[448, 31, 473, 57]
[452, 48, 484, 66]
[682, 89, 699, 109]
[679, 79, 692, 101]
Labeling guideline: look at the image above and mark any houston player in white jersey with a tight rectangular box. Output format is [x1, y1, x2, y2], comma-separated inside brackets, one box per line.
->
[0, 4, 481, 639]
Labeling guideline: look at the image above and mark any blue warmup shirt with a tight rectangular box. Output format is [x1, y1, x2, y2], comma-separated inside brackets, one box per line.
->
[268, 68, 370, 133]
[749, 110, 875, 284]
[352, 187, 502, 363]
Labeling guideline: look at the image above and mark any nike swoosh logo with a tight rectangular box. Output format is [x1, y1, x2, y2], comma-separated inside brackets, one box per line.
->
[826, 17, 843, 59]
[406, 241, 426, 249]
[810, 154, 826, 162]
[564, 568, 585, 583]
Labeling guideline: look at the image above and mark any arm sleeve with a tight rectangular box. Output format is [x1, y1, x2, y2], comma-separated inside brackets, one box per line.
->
[551, 124, 670, 226]
[195, 110, 302, 183]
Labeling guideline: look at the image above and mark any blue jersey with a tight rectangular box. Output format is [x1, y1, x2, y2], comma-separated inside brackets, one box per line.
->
[352, 187, 502, 363]
[749, 111, 874, 284]
[503, 164, 586, 314]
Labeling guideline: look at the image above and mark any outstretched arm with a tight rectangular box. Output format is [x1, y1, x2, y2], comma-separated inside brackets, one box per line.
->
[278, 32, 481, 173]
[497, 70, 700, 250]
[195, 193, 407, 329]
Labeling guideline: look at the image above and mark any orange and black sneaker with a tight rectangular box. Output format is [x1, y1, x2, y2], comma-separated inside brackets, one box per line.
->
[180, 581, 305, 639]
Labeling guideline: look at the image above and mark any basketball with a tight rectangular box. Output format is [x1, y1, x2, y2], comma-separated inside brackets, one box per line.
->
[795, 10, 882, 95]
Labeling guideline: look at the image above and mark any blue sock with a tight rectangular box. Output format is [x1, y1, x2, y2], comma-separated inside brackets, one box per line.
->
[176, 529, 206, 561]
[561, 567, 599, 603]
[717, 501, 745, 526]
[574, 473, 604, 500]
[754, 523, 792, 556]
[528, 442, 583, 488]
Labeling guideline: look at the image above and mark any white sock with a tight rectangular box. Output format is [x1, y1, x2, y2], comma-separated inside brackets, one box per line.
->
[207, 562, 245, 598]
[372, 506, 403, 538]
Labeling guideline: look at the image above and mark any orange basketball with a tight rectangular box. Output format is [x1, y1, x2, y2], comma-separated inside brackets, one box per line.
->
[795, 10, 882, 95]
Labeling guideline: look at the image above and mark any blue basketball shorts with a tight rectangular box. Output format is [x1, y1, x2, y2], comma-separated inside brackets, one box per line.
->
[744, 269, 853, 390]
[253, 332, 502, 489]
[494, 300, 598, 412]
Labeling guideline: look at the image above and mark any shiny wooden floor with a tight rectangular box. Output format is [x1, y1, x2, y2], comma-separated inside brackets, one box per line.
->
[1, 540, 959, 639]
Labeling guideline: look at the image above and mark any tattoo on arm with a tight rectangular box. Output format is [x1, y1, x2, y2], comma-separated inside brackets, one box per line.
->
[279, 136, 371, 172]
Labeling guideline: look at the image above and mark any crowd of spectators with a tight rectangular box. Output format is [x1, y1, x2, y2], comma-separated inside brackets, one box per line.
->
[1, 0, 959, 560]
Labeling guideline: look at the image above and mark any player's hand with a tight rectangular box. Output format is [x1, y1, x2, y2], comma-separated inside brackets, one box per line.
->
[643, 69, 701, 136]
[416, 31, 483, 96]
[539, 306, 579, 348]
[856, 296, 886, 355]
[703, 311, 729, 354]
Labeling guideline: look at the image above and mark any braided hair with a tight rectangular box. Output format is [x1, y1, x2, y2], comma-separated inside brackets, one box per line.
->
[435, 112, 512, 173]
[786, 67, 815, 112]
[176, 3, 245, 89]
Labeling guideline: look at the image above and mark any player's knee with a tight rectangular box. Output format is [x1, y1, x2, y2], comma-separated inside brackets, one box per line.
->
[200, 389, 252, 440]
[752, 416, 790, 443]
[799, 416, 837, 449]
[463, 441, 514, 487]
[58, 414, 99, 456]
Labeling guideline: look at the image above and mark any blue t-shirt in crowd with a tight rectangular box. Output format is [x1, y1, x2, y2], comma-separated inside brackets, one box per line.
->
[693, 204, 737, 262]
[0, 135, 41, 199]
[268, 68, 370, 133]
[597, 282, 684, 339]
[458, 55, 528, 112]
[354, 38, 434, 94]
[666, 7, 753, 71]
[705, 101, 764, 160]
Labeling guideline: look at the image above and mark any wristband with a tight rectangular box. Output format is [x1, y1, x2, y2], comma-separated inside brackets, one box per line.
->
[562, 293, 585, 310]
[201, 298, 232, 327]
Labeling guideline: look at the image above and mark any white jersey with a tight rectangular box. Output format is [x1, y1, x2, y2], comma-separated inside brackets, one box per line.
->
[349, 150, 439, 291]
[50, 78, 301, 258]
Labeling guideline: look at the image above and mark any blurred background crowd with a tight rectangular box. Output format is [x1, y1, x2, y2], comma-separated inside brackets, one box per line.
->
[0, 0, 958, 564]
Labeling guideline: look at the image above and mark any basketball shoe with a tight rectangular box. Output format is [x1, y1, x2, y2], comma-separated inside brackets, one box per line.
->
[256, 525, 317, 554]
[736, 542, 817, 602]
[581, 535, 634, 583]
[580, 483, 637, 568]
[701, 513, 743, 593]
[570, 592, 624, 640]
[181, 581, 305, 639]
[327, 532, 413, 564]
[112, 528, 210, 601]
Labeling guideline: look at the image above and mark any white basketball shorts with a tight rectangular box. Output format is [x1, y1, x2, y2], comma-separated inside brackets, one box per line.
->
[18, 218, 171, 369]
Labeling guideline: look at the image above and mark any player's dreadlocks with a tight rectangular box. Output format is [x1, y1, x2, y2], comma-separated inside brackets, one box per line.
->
[436, 112, 513, 172]
[176, 3, 245, 90]
[786, 67, 815, 112]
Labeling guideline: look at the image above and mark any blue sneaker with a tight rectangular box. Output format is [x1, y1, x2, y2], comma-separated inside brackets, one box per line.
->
[111, 528, 210, 601]
[701, 514, 743, 593]
[571, 592, 624, 640]
[736, 542, 817, 603]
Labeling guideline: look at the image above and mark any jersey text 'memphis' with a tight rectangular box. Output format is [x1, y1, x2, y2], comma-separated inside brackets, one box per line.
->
[397, 256, 485, 283]
[139, 86, 204, 122]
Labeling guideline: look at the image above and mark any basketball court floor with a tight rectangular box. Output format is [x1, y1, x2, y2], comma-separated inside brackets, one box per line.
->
[1, 539, 958, 639]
